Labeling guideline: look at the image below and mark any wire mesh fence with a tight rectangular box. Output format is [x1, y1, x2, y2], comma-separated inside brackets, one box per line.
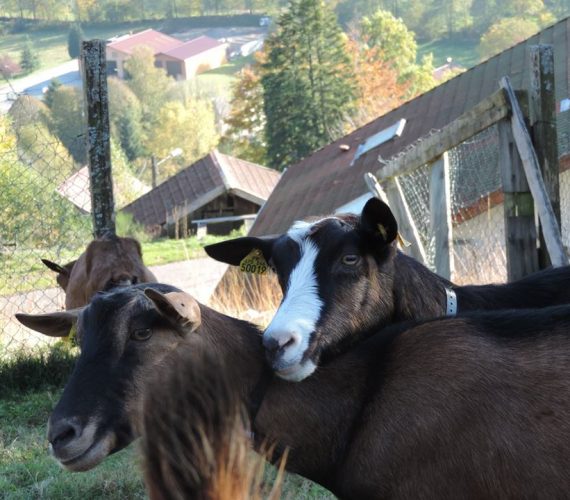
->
[395, 113, 570, 286]
[0, 102, 92, 357]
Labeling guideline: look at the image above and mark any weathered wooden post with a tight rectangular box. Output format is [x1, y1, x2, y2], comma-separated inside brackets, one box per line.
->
[498, 110, 539, 281]
[529, 45, 560, 268]
[500, 76, 567, 267]
[81, 39, 115, 237]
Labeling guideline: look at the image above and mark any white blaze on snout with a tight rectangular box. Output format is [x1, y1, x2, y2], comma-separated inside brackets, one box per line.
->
[264, 221, 324, 373]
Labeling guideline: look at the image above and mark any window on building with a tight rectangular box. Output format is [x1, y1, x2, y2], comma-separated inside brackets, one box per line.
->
[350, 119, 406, 166]
[166, 61, 182, 77]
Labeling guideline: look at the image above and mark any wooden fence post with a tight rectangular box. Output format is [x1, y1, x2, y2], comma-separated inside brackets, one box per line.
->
[429, 153, 454, 280]
[500, 76, 567, 267]
[529, 45, 560, 268]
[498, 119, 539, 281]
[81, 39, 115, 238]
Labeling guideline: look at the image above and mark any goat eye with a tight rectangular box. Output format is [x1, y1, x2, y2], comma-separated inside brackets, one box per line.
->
[342, 255, 360, 266]
[130, 328, 152, 341]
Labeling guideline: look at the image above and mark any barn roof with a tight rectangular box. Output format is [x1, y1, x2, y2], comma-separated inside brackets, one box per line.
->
[122, 150, 281, 227]
[107, 29, 182, 56]
[249, 17, 570, 237]
[159, 36, 224, 61]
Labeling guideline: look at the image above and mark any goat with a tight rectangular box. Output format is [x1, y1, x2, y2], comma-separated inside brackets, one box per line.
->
[43, 232, 157, 309]
[41, 259, 77, 292]
[142, 348, 285, 500]
[205, 197, 570, 381]
[16, 284, 570, 498]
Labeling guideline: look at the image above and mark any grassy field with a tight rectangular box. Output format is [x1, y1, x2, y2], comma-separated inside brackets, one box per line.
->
[418, 37, 480, 69]
[0, 365, 334, 499]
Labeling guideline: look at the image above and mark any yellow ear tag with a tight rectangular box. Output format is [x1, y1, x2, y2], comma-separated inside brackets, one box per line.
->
[377, 223, 388, 240]
[397, 232, 411, 248]
[239, 249, 268, 275]
[64, 323, 78, 346]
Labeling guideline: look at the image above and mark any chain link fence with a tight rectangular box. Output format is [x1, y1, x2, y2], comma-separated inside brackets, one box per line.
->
[1, 93, 92, 357]
[393, 107, 570, 286]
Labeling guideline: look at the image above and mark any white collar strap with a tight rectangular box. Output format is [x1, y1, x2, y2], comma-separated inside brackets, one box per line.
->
[445, 287, 457, 316]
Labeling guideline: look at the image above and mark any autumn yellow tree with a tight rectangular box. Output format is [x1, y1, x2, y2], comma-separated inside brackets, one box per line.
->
[348, 41, 410, 128]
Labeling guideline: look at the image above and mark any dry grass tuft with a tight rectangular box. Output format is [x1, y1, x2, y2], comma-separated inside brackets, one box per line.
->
[208, 267, 281, 327]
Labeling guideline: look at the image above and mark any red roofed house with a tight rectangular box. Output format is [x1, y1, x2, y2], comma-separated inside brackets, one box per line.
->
[122, 150, 281, 237]
[106, 29, 227, 80]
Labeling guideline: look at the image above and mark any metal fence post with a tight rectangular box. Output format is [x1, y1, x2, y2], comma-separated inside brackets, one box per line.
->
[81, 39, 115, 237]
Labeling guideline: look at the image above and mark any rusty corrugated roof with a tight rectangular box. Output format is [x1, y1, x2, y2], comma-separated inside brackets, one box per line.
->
[122, 151, 280, 227]
[250, 17, 570, 237]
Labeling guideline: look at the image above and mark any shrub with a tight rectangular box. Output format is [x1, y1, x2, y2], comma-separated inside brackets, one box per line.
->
[0, 54, 21, 78]
[116, 211, 152, 243]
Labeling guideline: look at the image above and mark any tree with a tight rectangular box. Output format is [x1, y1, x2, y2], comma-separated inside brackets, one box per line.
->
[222, 66, 267, 165]
[357, 10, 436, 97]
[262, 0, 357, 170]
[123, 47, 175, 134]
[348, 42, 409, 128]
[47, 85, 86, 164]
[8, 94, 50, 131]
[67, 23, 85, 59]
[43, 78, 62, 108]
[20, 37, 39, 74]
[108, 78, 146, 160]
[479, 17, 540, 60]
[145, 99, 219, 180]
[0, 54, 21, 78]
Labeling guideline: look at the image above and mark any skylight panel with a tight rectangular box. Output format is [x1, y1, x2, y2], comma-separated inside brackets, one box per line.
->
[350, 118, 406, 166]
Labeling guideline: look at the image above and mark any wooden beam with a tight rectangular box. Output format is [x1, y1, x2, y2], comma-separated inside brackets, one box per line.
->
[81, 40, 115, 237]
[498, 119, 538, 281]
[384, 178, 428, 264]
[429, 153, 454, 280]
[529, 45, 561, 268]
[376, 89, 509, 182]
[500, 76, 567, 267]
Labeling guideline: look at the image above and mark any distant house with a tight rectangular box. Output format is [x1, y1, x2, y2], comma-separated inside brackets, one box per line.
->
[122, 150, 280, 237]
[106, 29, 227, 80]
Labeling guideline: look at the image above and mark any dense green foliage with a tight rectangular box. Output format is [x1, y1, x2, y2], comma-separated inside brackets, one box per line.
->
[262, 0, 356, 170]
[19, 37, 39, 73]
[67, 23, 84, 58]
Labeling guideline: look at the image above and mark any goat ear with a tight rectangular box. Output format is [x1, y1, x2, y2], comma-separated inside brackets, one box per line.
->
[41, 259, 70, 276]
[360, 198, 398, 244]
[144, 289, 201, 333]
[204, 237, 275, 266]
[15, 309, 82, 337]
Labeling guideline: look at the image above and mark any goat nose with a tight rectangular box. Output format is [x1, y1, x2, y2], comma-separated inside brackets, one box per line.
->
[48, 417, 82, 451]
[263, 331, 301, 354]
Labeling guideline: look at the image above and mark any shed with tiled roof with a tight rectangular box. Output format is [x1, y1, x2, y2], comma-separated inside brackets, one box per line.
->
[122, 150, 280, 237]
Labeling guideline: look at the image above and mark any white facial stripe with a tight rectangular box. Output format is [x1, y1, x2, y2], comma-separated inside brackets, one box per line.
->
[265, 237, 323, 365]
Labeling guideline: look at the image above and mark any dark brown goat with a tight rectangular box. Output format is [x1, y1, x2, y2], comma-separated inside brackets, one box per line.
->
[206, 197, 570, 381]
[142, 349, 285, 500]
[42, 233, 157, 309]
[16, 284, 570, 498]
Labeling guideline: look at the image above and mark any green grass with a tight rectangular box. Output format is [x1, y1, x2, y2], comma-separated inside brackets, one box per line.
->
[418, 37, 480, 69]
[0, 379, 334, 499]
[0, 387, 146, 499]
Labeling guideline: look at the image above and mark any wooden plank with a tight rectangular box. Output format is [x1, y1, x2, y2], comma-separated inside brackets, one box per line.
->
[498, 119, 539, 281]
[81, 40, 115, 237]
[529, 45, 561, 268]
[376, 89, 509, 182]
[429, 153, 454, 280]
[383, 178, 428, 264]
[500, 76, 567, 267]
